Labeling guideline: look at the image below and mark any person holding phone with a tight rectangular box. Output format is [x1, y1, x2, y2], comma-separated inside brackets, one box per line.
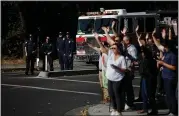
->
[106, 43, 127, 116]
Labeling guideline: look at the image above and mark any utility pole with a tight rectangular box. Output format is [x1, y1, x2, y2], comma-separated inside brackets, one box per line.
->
[36, 27, 40, 70]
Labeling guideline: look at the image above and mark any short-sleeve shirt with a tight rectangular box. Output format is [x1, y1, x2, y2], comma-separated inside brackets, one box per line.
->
[125, 44, 138, 69]
[102, 53, 108, 71]
[99, 55, 102, 70]
[106, 50, 127, 81]
[162, 51, 177, 79]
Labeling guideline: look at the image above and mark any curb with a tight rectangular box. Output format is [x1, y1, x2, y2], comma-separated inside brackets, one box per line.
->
[38, 69, 99, 77]
[1, 68, 42, 72]
[64, 105, 90, 116]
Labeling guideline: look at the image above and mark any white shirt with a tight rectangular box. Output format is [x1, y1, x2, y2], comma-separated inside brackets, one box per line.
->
[102, 53, 108, 71]
[106, 50, 127, 81]
[125, 44, 137, 69]
[99, 55, 102, 70]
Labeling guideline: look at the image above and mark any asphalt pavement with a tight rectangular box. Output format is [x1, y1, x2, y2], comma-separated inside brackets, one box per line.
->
[2, 71, 169, 116]
[1, 60, 97, 72]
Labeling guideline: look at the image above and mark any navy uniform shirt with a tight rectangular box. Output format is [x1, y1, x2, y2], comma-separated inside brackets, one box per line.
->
[56, 37, 65, 53]
[64, 38, 75, 55]
[25, 40, 36, 55]
[42, 42, 53, 55]
[162, 51, 177, 79]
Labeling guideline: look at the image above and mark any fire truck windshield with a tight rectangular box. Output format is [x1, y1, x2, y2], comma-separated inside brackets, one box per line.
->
[77, 18, 114, 35]
[77, 19, 94, 34]
[94, 18, 114, 34]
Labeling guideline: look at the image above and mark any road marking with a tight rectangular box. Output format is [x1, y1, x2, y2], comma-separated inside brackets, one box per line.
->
[1, 84, 101, 96]
[7, 76, 100, 84]
[133, 85, 140, 88]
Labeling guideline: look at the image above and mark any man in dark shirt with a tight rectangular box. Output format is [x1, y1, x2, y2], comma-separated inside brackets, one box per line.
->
[56, 32, 65, 70]
[42, 36, 54, 71]
[157, 41, 177, 115]
[25, 34, 36, 75]
[64, 32, 75, 70]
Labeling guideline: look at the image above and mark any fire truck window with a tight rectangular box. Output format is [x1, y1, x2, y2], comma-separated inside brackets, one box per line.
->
[120, 18, 133, 33]
[127, 18, 133, 33]
[136, 17, 144, 32]
[120, 18, 125, 31]
[77, 19, 94, 34]
[146, 17, 155, 32]
[94, 18, 114, 34]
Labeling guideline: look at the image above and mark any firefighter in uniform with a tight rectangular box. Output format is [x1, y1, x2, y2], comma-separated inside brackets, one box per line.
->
[42, 36, 54, 71]
[25, 34, 36, 75]
[64, 32, 75, 70]
[56, 32, 65, 70]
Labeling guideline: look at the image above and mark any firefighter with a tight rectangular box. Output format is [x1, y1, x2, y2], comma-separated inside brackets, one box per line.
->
[64, 32, 75, 70]
[56, 32, 65, 70]
[42, 36, 54, 71]
[25, 34, 36, 75]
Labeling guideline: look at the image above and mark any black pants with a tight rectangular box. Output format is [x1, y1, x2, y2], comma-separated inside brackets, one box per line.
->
[163, 78, 177, 114]
[108, 80, 124, 112]
[58, 52, 65, 70]
[64, 54, 73, 70]
[69, 56, 74, 70]
[137, 78, 142, 100]
[123, 75, 134, 107]
[156, 70, 164, 94]
[141, 77, 157, 112]
[26, 55, 35, 73]
[42, 55, 54, 71]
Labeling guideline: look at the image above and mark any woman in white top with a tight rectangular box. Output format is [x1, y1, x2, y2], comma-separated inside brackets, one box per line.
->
[93, 33, 110, 103]
[106, 43, 127, 116]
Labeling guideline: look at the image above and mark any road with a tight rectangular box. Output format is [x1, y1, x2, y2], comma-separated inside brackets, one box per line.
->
[1, 72, 141, 116]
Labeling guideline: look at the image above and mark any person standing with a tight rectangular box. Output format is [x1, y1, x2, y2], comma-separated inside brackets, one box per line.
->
[56, 32, 65, 70]
[94, 33, 110, 103]
[106, 43, 127, 116]
[42, 36, 54, 71]
[136, 32, 158, 115]
[156, 41, 177, 116]
[64, 32, 75, 70]
[25, 34, 36, 75]
[123, 36, 138, 111]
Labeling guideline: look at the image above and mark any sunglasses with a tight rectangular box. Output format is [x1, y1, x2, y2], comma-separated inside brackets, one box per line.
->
[111, 47, 117, 50]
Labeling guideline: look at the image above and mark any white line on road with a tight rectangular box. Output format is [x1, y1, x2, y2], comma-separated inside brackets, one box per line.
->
[133, 85, 140, 88]
[1, 84, 101, 96]
[9, 76, 100, 84]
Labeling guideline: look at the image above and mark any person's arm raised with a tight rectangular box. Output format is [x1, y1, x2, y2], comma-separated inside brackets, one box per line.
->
[169, 27, 172, 40]
[111, 21, 119, 37]
[102, 26, 115, 46]
[152, 28, 164, 52]
[94, 32, 108, 54]
[84, 37, 100, 52]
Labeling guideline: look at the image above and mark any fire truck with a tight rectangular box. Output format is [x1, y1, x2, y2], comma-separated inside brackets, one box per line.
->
[75, 8, 160, 67]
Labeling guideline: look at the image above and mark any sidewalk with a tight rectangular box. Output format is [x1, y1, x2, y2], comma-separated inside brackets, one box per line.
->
[87, 103, 169, 116]
[1, 60, 97, 71]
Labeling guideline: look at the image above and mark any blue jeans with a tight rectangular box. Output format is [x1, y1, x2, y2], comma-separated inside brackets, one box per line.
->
[163, 78, 177, 114]
[141, 78, 157, 112]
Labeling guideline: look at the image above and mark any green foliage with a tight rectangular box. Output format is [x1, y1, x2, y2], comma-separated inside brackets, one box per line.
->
[2, 1, 25, 58]
[3, 1, 25, 40]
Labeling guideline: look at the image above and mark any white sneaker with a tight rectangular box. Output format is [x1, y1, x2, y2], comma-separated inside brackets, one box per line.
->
[115, 111, 123, 116]
[124, 104, 130, 110]
[168, 113, 176, 116]
[110, 110, 116, 116]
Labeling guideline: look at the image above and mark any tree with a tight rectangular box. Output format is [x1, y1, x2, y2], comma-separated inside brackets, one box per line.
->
[2, 1, 26, 58]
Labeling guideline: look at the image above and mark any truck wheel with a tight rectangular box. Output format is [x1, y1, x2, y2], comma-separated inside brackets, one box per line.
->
[95, 62, 99, 70]
[86, 62, 90, 64]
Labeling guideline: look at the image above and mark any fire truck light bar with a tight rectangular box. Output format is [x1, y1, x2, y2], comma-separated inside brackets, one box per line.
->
[86, 12, 100, 15]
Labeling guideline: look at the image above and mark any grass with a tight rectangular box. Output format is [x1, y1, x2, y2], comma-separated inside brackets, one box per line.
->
[80, 108, 88, 116]
[1, 58, 25, 65]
